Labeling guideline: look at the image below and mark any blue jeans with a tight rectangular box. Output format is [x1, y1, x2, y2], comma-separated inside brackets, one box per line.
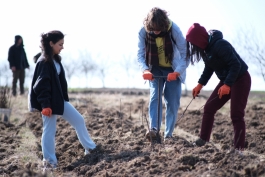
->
[41, 101, 96, 166]
[149, 66, 182, 137]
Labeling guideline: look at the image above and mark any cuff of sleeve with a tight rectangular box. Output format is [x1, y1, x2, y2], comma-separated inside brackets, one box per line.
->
[142, 67, 149, 73]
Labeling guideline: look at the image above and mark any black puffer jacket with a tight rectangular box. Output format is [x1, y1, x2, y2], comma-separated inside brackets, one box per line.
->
[29, 55, 69, 115]
[198, 30, 248, 86]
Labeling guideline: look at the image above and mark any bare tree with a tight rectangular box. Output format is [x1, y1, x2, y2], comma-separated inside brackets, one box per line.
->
[61, 53, 78, 84]
[78, 50, 96, 88]
[95, 54, 112, 88]
[63, 62, 77, 84]
[0, 63, 11, 86]
[98, 67, 106, 88]
[120, 53, 139, 88]
[235, 26, 265, 82]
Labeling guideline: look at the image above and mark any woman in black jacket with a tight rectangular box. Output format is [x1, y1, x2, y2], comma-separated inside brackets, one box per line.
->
[29, 30, 96, 168]
[186, 23, 251, 151]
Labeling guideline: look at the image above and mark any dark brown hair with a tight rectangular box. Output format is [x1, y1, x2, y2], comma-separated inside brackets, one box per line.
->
[41, 30, 64, 62]
[186, 41, 207, 65]
[143, 7, 169, 32]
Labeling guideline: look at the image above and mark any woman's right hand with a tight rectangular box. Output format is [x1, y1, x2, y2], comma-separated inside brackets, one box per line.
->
[192, 83, 203, 98]
[11, 66, 16, 72]
[42, 108, 52, 117]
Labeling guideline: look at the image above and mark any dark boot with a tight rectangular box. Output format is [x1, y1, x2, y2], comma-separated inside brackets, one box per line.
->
[12, 86, 17, 96]
[193, 138, 206, 147]
[20, 86, 24, 95]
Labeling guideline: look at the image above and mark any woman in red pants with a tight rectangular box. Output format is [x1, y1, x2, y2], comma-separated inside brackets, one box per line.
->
[186, 23, 251, 151]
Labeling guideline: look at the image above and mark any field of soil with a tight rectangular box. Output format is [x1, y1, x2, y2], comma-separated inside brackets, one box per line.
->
[1, 88, 265, 177]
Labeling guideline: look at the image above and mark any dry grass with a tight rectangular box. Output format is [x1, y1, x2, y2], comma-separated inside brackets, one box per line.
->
[0, 86, 12, 109]
[9, 95, 29, 123]
[15, 126, 42, 165]
[8, 94, 42, 168]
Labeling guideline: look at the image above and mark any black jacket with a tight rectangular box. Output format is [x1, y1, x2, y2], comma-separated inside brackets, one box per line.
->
[29, 55, 69, 115]
[7, 35, 29, 70]
[198, 30, 248, 86]
[8, 45, 29, 69]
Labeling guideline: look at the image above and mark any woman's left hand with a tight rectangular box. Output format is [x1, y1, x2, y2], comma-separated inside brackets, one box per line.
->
[167, 72, 180, 81]
[218, 84, 230, 99]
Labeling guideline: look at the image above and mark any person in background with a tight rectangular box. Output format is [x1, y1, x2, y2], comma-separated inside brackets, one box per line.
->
[186, 23, 251, 151]
[8, 35, 29, 96]
[33, 46, 43, 63]
[29, 30, 96, 169]
[33, 52, 42, 63]
[137, 7, 188, 141]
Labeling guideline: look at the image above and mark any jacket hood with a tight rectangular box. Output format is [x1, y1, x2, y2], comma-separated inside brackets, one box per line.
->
[14, 35, 24, 46]
[207, 30, 223, 49]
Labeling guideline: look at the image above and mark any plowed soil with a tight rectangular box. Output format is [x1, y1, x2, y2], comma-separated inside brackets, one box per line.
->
[1, 89, 265, 177]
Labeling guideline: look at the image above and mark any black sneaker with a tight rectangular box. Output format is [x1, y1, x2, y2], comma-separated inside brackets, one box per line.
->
[164, 135, 172, 140]
[89, 144, 103, 154]
[193, 138, 206, 147]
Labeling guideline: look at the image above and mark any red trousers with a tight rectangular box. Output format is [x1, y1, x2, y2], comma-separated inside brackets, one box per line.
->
[200, 71, 251, 149]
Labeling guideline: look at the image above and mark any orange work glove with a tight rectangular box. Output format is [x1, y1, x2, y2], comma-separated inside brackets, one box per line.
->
[167, 72, 180, 81]
[218, 84, 230, 99]
[192, 83, 203, 98]
[142, 70, 153, 80]
[42, 108, 52, 117]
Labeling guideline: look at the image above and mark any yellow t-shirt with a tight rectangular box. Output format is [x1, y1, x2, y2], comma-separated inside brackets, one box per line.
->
[156, 20, 173, 67]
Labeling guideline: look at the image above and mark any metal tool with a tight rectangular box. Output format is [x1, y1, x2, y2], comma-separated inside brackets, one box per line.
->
[198, 95, 219, 110]
[152, 75, 168, 144]
[177, 94, 219, 124]
[176, 97, 194, 124]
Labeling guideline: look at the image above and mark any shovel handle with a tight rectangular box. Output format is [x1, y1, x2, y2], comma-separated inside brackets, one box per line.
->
[152, 76, 168, 79]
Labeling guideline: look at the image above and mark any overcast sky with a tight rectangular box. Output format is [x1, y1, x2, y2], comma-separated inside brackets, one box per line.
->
[0, 0, 264, 90]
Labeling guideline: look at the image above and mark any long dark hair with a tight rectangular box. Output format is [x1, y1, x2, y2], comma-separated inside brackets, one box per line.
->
[41, 30, 64, 62]
[186, 41, 207, 65]
[144, 7, 169, 32]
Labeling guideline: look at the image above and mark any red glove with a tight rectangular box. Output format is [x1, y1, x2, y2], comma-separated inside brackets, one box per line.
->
[192, 83, 203, 98]
[218, 84, 230, 99]
[142, 70, 153, 80]
[167, 72, 180, 81]
[42, 108, 52, 117]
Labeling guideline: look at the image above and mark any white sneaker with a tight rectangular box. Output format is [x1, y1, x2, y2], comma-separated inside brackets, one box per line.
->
[42, 160, 57, 172]
[226, 148, 244, 156]
[84, 149, 90, 155]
